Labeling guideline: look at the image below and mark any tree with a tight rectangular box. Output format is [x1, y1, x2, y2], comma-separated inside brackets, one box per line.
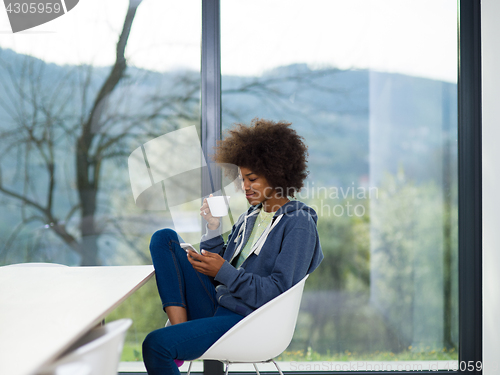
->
[0, 0, 200, 265]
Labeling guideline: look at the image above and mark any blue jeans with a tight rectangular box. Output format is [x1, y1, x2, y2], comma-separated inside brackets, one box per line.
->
[142, 229, 245, 375]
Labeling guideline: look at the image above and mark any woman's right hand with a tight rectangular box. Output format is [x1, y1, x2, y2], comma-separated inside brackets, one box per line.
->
[200, 194, 220, 230]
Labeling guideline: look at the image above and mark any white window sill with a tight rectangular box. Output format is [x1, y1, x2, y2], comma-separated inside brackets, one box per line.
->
[119, 360, 458, 373]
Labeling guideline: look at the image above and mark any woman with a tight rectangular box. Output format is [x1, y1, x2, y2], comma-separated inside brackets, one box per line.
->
[142, 118, 323, 375]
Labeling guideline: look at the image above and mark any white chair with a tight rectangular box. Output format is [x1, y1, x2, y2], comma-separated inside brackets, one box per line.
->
[186, 275, 309, 375]
[38, 319, 132, 375]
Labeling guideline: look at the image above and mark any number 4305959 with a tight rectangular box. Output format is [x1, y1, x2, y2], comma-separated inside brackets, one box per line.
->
[5, 3, 62, 14]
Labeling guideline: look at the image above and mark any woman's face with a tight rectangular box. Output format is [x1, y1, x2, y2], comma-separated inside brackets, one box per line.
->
[238, 167, 275, 206]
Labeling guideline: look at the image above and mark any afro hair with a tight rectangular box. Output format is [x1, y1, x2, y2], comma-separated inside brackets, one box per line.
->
[212, 118, 309, 198]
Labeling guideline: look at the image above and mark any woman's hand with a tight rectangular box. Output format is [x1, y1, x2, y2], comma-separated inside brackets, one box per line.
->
[200, 194, 220, 230]
[187, 250, 225, 277]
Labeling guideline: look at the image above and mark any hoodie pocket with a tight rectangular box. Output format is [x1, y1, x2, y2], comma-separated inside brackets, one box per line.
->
[215, 285, 253, 316]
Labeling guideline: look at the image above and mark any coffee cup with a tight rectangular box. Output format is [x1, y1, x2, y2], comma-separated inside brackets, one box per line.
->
[207, 196, 230, 217]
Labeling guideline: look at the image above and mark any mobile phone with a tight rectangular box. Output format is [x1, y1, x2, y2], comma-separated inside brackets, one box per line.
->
[180, 243, 199, 254]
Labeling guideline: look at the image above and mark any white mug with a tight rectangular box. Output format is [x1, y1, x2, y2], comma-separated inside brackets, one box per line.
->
[207, 196, 230, 217]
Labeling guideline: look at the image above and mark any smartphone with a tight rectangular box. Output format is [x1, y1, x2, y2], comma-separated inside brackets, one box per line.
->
[180, 243, 200, 254]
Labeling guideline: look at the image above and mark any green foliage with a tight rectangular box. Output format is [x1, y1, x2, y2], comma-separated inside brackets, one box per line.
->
[106, 277, 166, 361]
[289, 171, 457, 356]
[369, 170, 458, 351]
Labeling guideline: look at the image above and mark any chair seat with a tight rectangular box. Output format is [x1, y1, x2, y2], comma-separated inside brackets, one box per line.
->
[193, 275, 308, 368]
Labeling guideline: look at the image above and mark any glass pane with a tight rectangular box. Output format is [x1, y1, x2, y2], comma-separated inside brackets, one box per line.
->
[221, 0, 458, 371]
[0, 0, 201, 370]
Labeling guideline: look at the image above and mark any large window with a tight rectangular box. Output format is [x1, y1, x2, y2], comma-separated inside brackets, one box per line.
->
[220, 0, 458, 371]
[0, 0, 202, 369]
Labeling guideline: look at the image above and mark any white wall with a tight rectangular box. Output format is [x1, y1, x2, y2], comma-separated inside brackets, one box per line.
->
[482, 1, 500, 374]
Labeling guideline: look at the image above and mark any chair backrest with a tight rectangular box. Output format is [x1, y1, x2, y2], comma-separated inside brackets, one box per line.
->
[200, 275, 309, 362]
[38, 319, 132, 375]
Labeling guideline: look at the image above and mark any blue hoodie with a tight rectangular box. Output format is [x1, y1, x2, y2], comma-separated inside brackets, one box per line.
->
[200, 200, 324, 316]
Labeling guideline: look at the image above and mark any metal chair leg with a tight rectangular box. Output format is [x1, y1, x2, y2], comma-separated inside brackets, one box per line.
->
[272, 359, 284, 375]
[253, 363, 261, 375]
[187, 361, 193, 375]
[224, 361, 230, 375]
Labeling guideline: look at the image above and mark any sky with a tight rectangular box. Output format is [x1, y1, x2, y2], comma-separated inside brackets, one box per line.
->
[0, 0, 457, 83]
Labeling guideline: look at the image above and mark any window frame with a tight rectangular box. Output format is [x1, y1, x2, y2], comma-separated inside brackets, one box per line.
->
[198, 0, 482, 374]
[457, 0, 482, 374]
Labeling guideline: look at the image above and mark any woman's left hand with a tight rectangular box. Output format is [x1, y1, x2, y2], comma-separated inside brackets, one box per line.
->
[187, 250, 225, 277]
